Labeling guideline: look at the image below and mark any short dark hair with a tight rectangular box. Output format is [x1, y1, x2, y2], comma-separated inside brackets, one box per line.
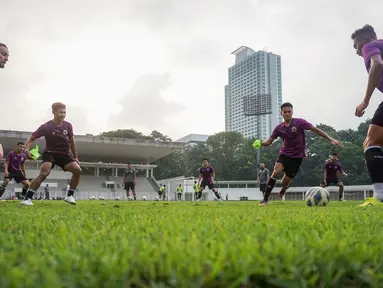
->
[331, 152, 338, 156]
[351, 25, 377, 40]
[202, 158, 208, 161]
[0, 43, 7, 48]
[52, 102, 66, 112]
[17, 142, 24, 146]
[281, 102, 293, 110]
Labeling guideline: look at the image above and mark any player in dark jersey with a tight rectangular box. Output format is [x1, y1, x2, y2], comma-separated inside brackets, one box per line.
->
[197, 158, 222, 201]
[22, 102, 82, 206]
[0, 142, 30, 199]
[123, 163, 137, 200]
[352, 25, 383, 206]
[0, 43, 9, 159]
[259, 102, 343, 205]
[321, 153, 347, 201]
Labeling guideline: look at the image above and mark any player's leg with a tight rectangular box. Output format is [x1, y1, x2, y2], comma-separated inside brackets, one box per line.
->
[0, 143, 3, 159]
[18, 173, 30, 200]
[337, 181, 344, 201]
[277, 174, 292, 200]
[198, 182, 206, 200]
[360, 105, 383, 205]
[125, 183, 131, 198]
[131, 183, 137, 200]
[22, 158, 53, 205]
[210, 184, 221, 200]
[63, 160, 82, 205]
[260, 157, 285, 205]
[277, 158, 302, 200]
[0, 176, 10, 198]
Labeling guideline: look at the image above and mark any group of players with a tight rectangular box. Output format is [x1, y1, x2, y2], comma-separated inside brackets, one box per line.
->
[1, 23, 383, 206]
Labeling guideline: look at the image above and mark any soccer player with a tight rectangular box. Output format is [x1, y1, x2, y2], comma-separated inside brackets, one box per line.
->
[351, 25, 383, 206]
[197, 158, 222, 201]
[321, 153, 347, 201]
[123, 162, 137, 200]
[22, 102, 82, 206]
[0, 142, 30, 199]
[193, 181, 200, 201]
[0, 42, 9, 159]
[176, 184, 183, 201]
[257, 163, 270, 197]
[259, 102, 343, 205]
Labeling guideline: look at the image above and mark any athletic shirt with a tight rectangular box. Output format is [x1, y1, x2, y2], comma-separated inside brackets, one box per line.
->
[271, 118, 313, 158]
[193, 184, 200, 192]
[32, 120, 74, 155]
[177, 186, 183, 193]
[362, 40, 383, 92]
[199, 166, 214, 183]
[124, 168, 136, 182]
[325, 161, 343, 180]
[6, 151, 25, 173]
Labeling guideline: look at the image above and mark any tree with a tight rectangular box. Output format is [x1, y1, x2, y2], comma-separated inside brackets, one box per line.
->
[150, 130, 172, 142]
[100, 129, 153, 140]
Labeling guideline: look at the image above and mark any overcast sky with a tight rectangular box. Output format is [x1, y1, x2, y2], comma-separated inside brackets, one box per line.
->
[1, 0, 382, 140]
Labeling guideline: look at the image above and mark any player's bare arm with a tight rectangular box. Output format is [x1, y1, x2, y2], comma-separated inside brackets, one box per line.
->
[310, 127, 343, 146]
[261, 137, 276, 147]
[21, 164, 27, 177]
[356, 54, 383, 117]
[0, 144, 3, 159]
[24, 136, 37, 159]
[4, 160, 9, 178]
[323, 166, 327, 185]
[69, 136, 79, 161]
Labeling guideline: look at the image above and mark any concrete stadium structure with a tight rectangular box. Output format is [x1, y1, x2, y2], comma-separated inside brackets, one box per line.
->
[0, 130, 185, 200]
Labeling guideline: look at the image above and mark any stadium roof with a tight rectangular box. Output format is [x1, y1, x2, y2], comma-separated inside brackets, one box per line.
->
[0, 130, 185, 163]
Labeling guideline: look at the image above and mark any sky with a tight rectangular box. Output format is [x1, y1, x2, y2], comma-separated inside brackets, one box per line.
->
[1, 0, 383, 140]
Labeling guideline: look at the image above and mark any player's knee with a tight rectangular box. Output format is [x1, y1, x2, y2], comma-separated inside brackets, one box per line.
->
[338, 182, 344, 187]
[39, 170, 50, 180]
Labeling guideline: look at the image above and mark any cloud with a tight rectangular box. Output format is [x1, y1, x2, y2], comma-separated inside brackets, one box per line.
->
[107, 73, 185, 135]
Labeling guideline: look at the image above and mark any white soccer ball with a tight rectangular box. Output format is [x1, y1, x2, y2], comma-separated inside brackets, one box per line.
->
[99, 196, 105, 200]
[90, 196, 95, 200]
[115, 196, 120, 200]
[155, 196, 159, 201]
[304, 187, 330, 207]
[142, 196, 147, 201]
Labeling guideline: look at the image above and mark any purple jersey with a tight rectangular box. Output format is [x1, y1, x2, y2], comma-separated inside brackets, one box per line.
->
[199, 166, 214, 183]
[325, 161, 343, 180]
[362, 40, 383, 92]
[6, 151, 26, 173]
[271, 118, 313, 158]
[32, 120, 74, 155]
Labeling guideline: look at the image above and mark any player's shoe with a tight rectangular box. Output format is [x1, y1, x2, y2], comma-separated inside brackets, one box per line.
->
[259, 200, 268, 206]
[218, 198, 223, 202]
[21, 199, 33, 206]
[64, 196, 76, 205]
[359, 197, 383, 207]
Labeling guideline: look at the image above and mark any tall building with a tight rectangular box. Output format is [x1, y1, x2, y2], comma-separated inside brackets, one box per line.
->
[225, 46, 282, 139]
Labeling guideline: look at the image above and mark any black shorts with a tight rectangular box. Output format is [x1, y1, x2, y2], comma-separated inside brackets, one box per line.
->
[6, 170, 27, 184]
[371, 101, 383, 127]
[200, 180, 215, 190]
[259, 183, 267, 193]
[277, 155, 303, 179]
[158, 190, 164, 196]
[323, 178, 341, 186]
[124, 182, 135, 191]
[42, 152, 75, 170]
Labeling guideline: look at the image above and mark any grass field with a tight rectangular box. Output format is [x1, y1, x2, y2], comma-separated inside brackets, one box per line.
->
[0, 200, 382, 288]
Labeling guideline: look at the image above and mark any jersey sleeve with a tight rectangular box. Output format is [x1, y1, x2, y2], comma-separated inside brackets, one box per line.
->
[265, 168, 270, 176]
[5, 152, 12, 162]
[362, 42, 381, 67]
[270, 126, 280, 139]
[299, 118, 314, 130]
[338, 163, 344, 172]
[32, 124, 46, 139]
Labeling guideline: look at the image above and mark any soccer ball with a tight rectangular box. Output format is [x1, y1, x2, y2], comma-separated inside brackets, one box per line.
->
[90, 196, 95, 200]
[305, 187, 330, 207]
[99, 196, 105, 200]
[115, 196, 120, 200]
[142, 196, 147, 201]
[155, 196, 159, 201]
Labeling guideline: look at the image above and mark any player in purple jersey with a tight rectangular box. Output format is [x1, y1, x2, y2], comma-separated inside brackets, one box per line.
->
[321, 153, 347, 201]
[259, 102, 343, 205]
[197, 158, 222, 201]
[22, 102, 82, 206]
[0, 142, 31, 199]
[351, 25, 383, 206]
[0, 43, 9, 159]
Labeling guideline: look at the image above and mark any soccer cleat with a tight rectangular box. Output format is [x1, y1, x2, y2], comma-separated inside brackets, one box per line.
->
[64, 196, 76, 205]
[259, 200, 268, 206]
[359, 197, 383, 207]
[278, 185, 290, 200]
[21, 199, 33, 206]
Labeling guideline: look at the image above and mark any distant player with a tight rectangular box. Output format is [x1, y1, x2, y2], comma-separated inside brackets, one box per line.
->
[123, 163, 137, 200]
[257, 163, 270, 197]
[176, 184, 183, 200]
[259, 102, 343, 205]
[351, 25, 383, 206]
[22, 102, 82, 206]
[193, 181, 200, 201]
[321, 153, 347, 201]
[197, 158, 222, 201]
[158, 184, 166, 200]
[0, 142, 30, 199]
[0, 42, 9, 159]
